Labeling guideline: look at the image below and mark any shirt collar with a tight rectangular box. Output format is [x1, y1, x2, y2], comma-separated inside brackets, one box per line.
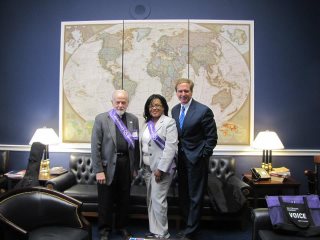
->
[181, 98, 192, 110]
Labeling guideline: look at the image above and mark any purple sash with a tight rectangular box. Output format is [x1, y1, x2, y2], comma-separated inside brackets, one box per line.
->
[147, 121, 165, 150]
[109, 109, 135, 149]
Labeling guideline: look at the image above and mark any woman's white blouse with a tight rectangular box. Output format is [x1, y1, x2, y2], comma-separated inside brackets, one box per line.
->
[142, 127, 151, 166]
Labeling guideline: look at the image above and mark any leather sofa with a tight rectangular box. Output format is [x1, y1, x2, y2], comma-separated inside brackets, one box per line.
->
[0, 151, 9, 193]
[46, 154, 251, 228]
[304, 155, 320, 194]
[46, 153, 97, 215]
[0, 186, 91, 240]
[251, 208, 320, 240]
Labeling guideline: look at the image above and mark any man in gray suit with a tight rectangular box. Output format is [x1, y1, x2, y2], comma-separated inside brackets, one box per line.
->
[91, 90, 140, 240]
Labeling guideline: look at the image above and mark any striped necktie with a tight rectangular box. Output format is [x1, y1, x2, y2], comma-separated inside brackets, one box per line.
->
[179, 106, 185, 129]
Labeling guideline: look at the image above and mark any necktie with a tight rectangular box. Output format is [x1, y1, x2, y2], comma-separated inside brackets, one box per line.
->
[179, 106, 185, 129]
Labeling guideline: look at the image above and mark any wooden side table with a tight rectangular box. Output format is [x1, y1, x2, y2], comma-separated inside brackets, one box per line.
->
[242, 173, 300, 208]
[6, 170, 66, 190]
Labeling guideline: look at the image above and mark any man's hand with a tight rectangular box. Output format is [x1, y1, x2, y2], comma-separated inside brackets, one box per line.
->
[96, 172, 106, 184]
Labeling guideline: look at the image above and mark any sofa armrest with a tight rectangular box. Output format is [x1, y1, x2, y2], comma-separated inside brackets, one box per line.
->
[251, 208, 273, 240]
[46, 172, 76, 192]
[228, 175, 252, 197]
[131, 169, 145, 186]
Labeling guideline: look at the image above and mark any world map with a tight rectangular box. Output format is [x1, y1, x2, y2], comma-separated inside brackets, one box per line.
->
[60, 20, 254, 145]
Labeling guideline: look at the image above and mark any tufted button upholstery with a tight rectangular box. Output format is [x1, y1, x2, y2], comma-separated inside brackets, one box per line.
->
[46, 154, 97, 215]
[47, 154, 251, 225]
[70, 154, 96, 184]
[209, 157, 235, 181]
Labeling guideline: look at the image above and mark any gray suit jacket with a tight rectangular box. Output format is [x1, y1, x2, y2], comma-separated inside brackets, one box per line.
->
[91, 111, 140, 185]
[139, 115, 178, 173]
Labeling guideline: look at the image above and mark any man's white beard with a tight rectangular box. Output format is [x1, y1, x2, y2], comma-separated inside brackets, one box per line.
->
[116, 110, 125, 116]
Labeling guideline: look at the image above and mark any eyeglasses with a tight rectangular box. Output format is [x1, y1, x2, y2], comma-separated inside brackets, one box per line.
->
[149, 104, 163, 110]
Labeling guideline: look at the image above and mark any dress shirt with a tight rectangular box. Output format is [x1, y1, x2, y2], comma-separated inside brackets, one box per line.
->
[142, 127, 151, 166]
[180, 98, 192, 117]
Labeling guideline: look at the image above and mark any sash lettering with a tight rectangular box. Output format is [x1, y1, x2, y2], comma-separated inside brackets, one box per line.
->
[147, 121, 165, 150]
[109, 109, 135, 149]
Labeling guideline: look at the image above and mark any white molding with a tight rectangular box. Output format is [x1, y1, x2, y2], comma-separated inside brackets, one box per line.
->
[1, 144, 319, 156]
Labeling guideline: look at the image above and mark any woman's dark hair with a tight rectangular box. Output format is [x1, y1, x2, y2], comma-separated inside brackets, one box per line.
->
[143, 94, 169, 122]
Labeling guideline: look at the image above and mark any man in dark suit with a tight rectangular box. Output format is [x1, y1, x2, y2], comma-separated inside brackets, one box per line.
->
[91, 90, 140, 240]
[171, 78, 218, 239]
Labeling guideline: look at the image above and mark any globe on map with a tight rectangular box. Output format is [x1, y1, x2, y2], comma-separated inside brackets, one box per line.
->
[62, 21, 251, 143]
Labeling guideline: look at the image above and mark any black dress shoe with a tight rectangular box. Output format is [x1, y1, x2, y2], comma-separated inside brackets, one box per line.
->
[176, 231, 194, 240]
[145, 232, 156, 238]
[176, 231, 185, 238]
[118, 228, 132, 240]
[99, 229, 110, 240]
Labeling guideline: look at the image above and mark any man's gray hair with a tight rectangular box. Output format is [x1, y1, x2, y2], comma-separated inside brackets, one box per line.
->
[111, 89, 129, 102]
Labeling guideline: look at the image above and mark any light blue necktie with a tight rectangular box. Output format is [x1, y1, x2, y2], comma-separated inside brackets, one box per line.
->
[179, 106, 185, 129]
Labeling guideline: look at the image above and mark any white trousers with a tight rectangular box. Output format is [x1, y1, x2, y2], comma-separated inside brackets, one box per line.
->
[143, 167, 173, 237]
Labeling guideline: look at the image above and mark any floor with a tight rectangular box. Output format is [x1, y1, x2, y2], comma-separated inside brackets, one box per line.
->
[89, 218, 252, 240]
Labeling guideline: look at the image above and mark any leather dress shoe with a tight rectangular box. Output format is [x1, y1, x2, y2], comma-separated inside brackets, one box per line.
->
[176, 231, 185, 238]
[145, 232, 156, 238]
[99, 228, 110, 240]
[176, 231, 193, 240]
[118, 228, 132, 239]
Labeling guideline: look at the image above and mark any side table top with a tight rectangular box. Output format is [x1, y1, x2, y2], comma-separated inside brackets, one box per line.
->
[6, 169, 67, 182]
[243, 173, 300, 186]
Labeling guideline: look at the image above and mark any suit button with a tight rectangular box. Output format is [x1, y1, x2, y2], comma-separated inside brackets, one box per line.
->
[148, 144, 151, 146]
[113, 163, 116, 166]
[150, 153, 152, 156]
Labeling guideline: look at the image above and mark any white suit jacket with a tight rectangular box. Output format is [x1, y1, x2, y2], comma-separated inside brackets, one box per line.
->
[139, 114, 178, 173]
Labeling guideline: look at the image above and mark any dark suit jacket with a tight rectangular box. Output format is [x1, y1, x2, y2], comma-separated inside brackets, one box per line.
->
[91, 111, 140, 185]
[172, 99, 218, 164]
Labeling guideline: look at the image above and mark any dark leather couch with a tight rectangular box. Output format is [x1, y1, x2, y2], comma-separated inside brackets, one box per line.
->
[47, 154, 251, 228]
[0, 186, 91, 240]
[304, 155, 320, 194]
[0, 151, 9, 193]
[251, 208, 319, 240]
[46, 153, 97, 215]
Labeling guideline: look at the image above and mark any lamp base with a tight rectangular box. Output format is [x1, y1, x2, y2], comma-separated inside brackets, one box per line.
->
[40, 159, 50, 174]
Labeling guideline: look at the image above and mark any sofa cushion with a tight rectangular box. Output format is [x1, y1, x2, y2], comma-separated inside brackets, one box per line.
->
[64, 184, 97, 203]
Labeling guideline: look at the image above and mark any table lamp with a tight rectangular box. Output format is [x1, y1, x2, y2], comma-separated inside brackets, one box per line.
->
[29, 127, 59, 173]
[252, 130, 284, 172]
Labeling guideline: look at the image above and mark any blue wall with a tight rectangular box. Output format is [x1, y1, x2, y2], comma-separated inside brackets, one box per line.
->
[0, 0, 319, 193]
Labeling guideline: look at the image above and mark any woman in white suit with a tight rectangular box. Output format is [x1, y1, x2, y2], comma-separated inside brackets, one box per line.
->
[140, 94, 178, 239]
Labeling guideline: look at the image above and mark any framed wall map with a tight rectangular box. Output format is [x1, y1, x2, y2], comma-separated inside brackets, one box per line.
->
[59, 19, 254, 146]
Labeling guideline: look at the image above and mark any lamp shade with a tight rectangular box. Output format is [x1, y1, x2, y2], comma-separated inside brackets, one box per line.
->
[29, 127, 59, 145]
[252, 130, 284, 150]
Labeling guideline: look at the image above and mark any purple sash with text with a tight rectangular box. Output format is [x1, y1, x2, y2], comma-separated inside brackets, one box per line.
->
[109, 109, 135, 149]
[147, 121, 165, 150]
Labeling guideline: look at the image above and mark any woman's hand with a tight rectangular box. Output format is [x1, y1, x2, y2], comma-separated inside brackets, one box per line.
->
[154, 169, 163, 183]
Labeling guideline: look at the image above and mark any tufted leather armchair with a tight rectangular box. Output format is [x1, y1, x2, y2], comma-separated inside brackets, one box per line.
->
[46, 153, 97, 216]
[0, 187, 91, 240]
